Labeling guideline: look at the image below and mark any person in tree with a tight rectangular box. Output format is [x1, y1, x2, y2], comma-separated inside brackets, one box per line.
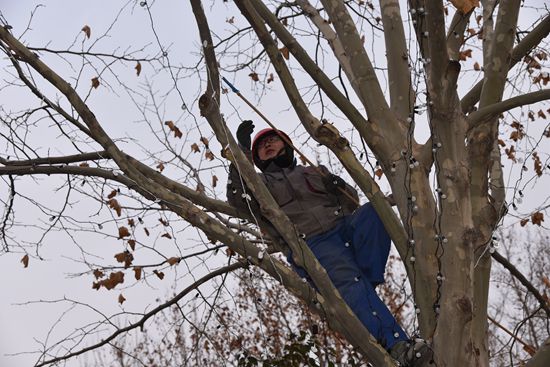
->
[227, 120, 433, 367]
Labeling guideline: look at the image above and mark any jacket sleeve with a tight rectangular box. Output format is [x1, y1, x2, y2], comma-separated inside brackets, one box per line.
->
[226, 163, 262, 217]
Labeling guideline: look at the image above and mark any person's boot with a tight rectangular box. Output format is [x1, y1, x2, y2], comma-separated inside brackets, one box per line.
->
[389, 339, 434, 367]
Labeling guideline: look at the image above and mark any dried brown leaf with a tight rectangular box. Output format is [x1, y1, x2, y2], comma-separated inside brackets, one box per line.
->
[21, 254, 29, 268]
[107, 190, 117, 199]
[81, 25, 91, 39]
[191, 143, 200, 153]
[128, 239, 136, 251]
[520, 218, 529, 227]
[118, 226, 130, 239]
[153, 270, 164, 280]
[531, 212, 544, 226]
[200, 136, 209, 146]
[473, 62, 481, 71]
[161, 233, 172, 239]
[93, 269, 104, 279]
[167, 257, 180, 266]
[267, 73, 274, 83]
[114, 251, 134, 268]
[159, 218, 169, 226]
[135, 62, 142, 76]
[134, 267, 142, 280]
[375, 168, 384, 179]
[174, 127, 183, 139]
[118, 293, 126, 304]
[205, 150, 214, 161]
[459, 49, 473, 61]
[91, 77, 100, 89]
[156, 162, 165, 172]
[212, 175, 218, 188]
[249, 72, 259, 82]
[144, 227, 150, 236]
[79, 162, 89, 167]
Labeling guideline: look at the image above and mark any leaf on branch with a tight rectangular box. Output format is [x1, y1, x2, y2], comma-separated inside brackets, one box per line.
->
[21, 254, 29, 268]
[108, 199, 122, 216]
[538, 110, 547, 119]
[267, 73, 274, 83]
[134, 267, 142, 280]
[226, 16, 235, 24]
[79, 162, 90, 167]
[191, 143, 200, 153]
[118, 293, 126, 304]
[497, 139, 506, 147]
[505, 146, 516, 162]
[531, 212, 544, 226]
[135, 61, 142, 76]
[128, 239, 136, 251]
[249, 72, 259, 82]
[459, 49, 473, 61]
[542, 276, 550, 288]
[278, 46, 290, 60]
[520, 218, 529, 227]
[114, 251, 134, 268]
[128, 218, 135, 228]
[200, 136, 209, 146]
[144, 227, 150, 236]
[205, 150, 214, 161]
[93, 269, 104, 279]
[107, 190, 117, 199]
[161, 233, 172, 239]
[196, 182, 205, 194]
[528, 111, 535, 121]
[165, 120, 183, 138]
[93, 271, 125, 290]
[473, 62, 481, 71]
[81, 25, 91, 39]
[225, 248, 235, 257]
[153, 270, 164, 280]
[91, 77, 100, 89]
[159, 218, 169, 226]
[156, 162, 165, 172]
[533, 152, 543, 176]
[467, 28, 476, 36]
[118, 226, 131, 239]
[167, 257, 180, 266]
[449, 0, 479, 14]
[212, 175, 218, 188]
[510, 131, 524, 142]
[523, 55, 542, 70]
[375, 168, 383, 179]
[544, 129, 550, 138]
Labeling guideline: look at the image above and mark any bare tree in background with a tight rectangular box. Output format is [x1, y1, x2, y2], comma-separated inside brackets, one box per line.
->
[1, 1, 550, 366]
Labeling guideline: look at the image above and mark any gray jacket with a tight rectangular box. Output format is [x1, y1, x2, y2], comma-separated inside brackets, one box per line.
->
[227, 161, 359, 239]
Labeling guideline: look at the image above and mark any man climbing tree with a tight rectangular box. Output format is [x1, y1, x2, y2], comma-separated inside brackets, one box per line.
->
[228, 120, 432, 366]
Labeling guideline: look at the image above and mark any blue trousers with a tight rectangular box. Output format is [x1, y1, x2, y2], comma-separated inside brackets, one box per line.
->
[290, 203, 408, 350]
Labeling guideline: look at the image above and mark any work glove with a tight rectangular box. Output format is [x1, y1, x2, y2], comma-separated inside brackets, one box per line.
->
[322, 173, 347, 192]
[236, 120, 254, 150]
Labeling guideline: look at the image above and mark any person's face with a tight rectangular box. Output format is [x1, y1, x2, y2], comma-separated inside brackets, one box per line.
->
[257, 134, 285, 161]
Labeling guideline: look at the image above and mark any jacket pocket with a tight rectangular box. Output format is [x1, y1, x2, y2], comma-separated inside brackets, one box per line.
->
[303, 172, 327, 194]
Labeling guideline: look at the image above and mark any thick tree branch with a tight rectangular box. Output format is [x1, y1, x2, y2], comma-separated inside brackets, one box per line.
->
[461, 14, 550, 113]
[319, 0, 392, 123]
[0, 151, 109, 166]
[380, 0, 415, 120]
[526, 338, 550, 367]
[468, 89, 550, 127]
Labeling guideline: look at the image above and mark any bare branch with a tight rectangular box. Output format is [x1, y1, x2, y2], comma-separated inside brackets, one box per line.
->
[491, 250, 550, 317]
